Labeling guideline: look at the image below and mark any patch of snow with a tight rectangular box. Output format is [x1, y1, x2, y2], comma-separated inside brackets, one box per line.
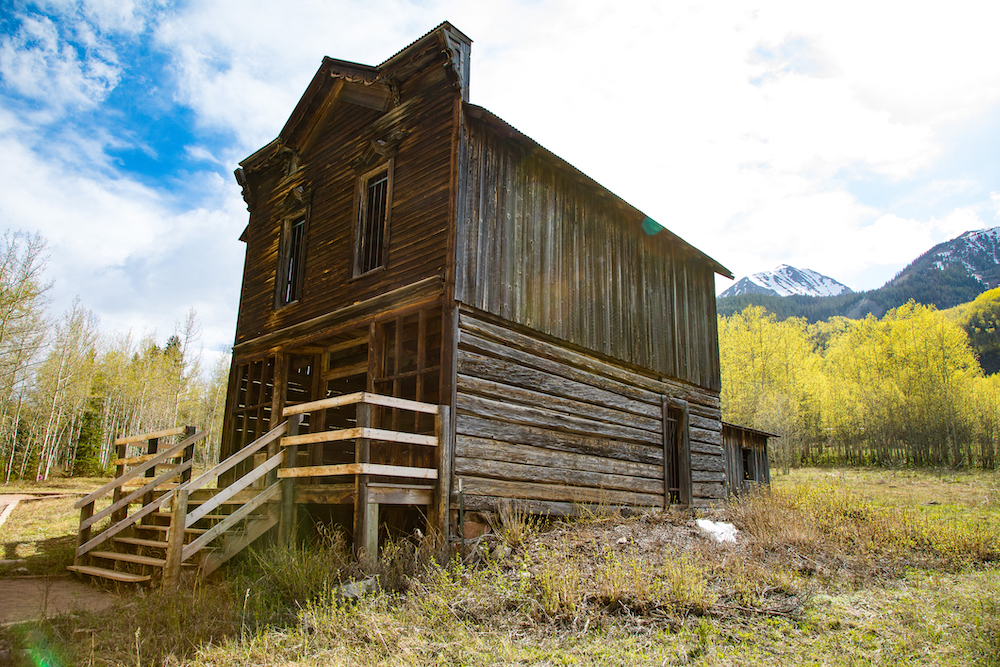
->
[927, 225, 1000, 286]
[696, 519, 738, 544]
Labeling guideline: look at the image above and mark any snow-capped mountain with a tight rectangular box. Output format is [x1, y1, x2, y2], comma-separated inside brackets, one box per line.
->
[891, 226, 1000, 290]
[720, 265, 853, 298]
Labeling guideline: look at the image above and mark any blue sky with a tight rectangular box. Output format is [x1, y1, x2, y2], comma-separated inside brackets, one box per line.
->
[2, 0, 1000, 362]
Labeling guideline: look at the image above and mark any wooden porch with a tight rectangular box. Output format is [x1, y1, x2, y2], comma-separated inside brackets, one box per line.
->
[68, 391, 448, 586]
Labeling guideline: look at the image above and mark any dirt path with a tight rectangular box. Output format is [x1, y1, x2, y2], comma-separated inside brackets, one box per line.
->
[2, 490, 117, 626]
[0, 576, 117, 626]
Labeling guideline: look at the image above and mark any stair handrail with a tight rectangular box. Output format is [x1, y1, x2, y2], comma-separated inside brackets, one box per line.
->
[181, 421, 288, 494]
[76, 487, 177, 557]
[75, 430, 206, 510]
[80, 459, 194, 531]
[162, 424, 289, 586]
[184, 448, 284, 527]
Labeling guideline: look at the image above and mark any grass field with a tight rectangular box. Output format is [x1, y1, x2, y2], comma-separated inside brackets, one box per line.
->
[0, 477, 109, 576]
[2, 467, 998, 666]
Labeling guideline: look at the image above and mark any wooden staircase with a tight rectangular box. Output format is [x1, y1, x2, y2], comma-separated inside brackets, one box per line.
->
[69, 393, 447, 586]
[68, 423, 287, 586]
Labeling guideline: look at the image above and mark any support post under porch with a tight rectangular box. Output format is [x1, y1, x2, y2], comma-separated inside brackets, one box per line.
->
[353, 400, 375, 564]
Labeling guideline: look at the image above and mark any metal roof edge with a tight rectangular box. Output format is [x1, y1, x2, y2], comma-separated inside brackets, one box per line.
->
[722, 422, 781, 438]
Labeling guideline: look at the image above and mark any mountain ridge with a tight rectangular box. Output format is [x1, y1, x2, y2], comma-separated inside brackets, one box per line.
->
[717, 225, 1000, 323]
[720, 264, 852, 298]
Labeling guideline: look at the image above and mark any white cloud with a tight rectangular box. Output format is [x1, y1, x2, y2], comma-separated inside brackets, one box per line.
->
[152, 0, 431, 149]
[932, 207, 985, 238]
[4, 0, 1000, 346]
[0, 132, 245, 353]
[0, 14, 120, 112]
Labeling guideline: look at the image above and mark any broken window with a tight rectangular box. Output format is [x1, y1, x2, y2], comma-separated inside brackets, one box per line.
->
[354, 162, 392, 276]
[278, 214, 307, 307]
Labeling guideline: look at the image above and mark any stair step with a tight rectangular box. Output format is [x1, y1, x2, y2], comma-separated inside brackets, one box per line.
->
[68, 565, 151, 583]
[90, 550, 166, 567]
[137, 524, 209, 534]
[115, 536, 168, 549]
[152, 511, 228, 521]
[121, 481, 179, 490]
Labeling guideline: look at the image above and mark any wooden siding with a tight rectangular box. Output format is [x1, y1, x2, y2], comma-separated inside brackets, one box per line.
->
[453, 308, 725, 515]
[722, 423, 772, 496]
[455, 114, 722, 391]
[235, 58, 457, 347]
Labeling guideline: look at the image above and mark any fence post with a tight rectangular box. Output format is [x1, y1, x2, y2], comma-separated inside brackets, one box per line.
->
[163, 488, 189, 588]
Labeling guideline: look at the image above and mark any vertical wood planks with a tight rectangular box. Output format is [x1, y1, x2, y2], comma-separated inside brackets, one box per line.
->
[457, 116, 722, 391]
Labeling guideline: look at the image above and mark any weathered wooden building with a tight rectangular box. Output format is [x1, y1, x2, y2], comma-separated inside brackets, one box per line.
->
[721, 423, 774, 496]
[223, 21, 736, 550]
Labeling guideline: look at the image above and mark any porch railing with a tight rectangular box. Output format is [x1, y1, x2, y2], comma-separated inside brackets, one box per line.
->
[162, 421, 288, 585]
[277, 392, 447, 561]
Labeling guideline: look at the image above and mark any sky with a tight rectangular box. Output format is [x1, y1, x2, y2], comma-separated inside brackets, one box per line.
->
[2, 0, 1000, 362]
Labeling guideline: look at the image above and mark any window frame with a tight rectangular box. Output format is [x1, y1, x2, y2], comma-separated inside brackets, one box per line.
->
[276, 211, 308, 309]
[353, 160, 394, 277]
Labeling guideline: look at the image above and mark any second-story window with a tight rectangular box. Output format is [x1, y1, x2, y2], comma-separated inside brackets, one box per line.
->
[278, 214, 306, 307]
[355, 162, 392, 276]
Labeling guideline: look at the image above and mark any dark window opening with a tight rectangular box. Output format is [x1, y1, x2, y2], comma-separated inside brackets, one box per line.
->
[355, 165, 391, 275]
[279, 216, 306, 307]
[663, 398, 691, 506]
[664, 408, 682, 504]
[741, 448, 753, 481]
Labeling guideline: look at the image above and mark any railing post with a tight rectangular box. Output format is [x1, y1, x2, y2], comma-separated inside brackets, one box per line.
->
[140, 436, 159, 524]
[354, 400, 375, 565]
[111, 442, 128, 524]
[181, 425, 196, 483]
[74, 500, 94, 566]
[163, 488, 189, 588]
[279, 414, 301, 546]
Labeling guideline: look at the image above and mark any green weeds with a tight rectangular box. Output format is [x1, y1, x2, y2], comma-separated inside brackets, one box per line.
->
[1, 467, 998, 665]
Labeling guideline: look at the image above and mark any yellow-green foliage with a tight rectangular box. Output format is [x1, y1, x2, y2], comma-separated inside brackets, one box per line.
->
[720, 301, 1000, 467]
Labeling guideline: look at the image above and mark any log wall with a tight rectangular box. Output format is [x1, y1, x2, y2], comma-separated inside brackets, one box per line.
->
[455, 111, 722, 392]
[453, 308, 726, 515]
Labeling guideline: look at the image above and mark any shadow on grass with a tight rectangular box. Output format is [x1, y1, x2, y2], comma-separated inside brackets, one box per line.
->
[1, 534, 76, 577]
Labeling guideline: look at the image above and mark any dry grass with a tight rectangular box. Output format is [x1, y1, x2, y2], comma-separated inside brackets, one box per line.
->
[1, 467, 998, 665]
[1, 478, 110, 576]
